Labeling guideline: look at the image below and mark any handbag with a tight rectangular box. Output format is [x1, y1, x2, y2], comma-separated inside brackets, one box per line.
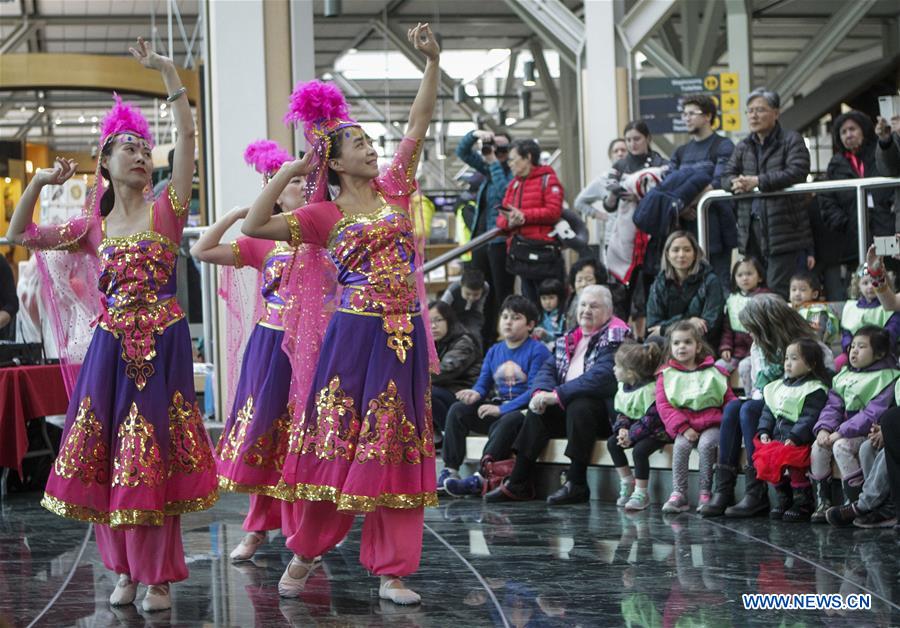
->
[505, 234, 562, 280]
[480, 454, 516, 495]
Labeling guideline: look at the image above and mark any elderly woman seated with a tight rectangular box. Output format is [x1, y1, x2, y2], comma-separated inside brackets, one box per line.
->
[485, 284, 632, 505]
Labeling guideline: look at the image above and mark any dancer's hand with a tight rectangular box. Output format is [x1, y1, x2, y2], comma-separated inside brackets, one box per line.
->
[282, 152, 315, 178]
[409, 23, 440, 61]
[129, 36, 173, 70]
[35, 157, 77, 187]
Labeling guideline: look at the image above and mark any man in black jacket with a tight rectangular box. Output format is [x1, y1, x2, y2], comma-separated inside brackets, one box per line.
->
[723, 88, 813, 298]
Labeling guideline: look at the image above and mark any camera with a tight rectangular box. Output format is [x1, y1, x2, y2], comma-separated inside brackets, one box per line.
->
[480, 139, 495, 156]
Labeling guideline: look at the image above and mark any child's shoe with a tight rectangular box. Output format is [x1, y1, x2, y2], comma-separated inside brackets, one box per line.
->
[624, 489, 650, 511]
[616, 477, 636, 507]
[695, 491, 711, 513]
[436, 468, 458, 493]
[444, 474, 483, 497]
[661, 491, 689, 514]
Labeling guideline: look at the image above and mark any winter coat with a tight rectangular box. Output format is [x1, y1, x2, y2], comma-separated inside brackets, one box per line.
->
[814, 356, 898, 439]
[655, 356, 737, 436]
[819, 142, 894, 264]
[432, 325, 482, 392]
[533, 317, 631, 406]
[876, 131, 900, 220]
[718, 287, 771, 359]
[645, 260, 725, 341]
[497, 164, 564, 244]
[723, 123, 812, 257]
[455, 131, 514, 243]
[756, 374, 829, 445]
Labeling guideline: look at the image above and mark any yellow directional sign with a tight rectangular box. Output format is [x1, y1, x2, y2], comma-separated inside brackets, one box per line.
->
[720, 73, 739, 91]
[720, 92, 739, 112]
[712, 117, 721, 130]
[722, 113, 741, 131]
[704, 75, 719, 91]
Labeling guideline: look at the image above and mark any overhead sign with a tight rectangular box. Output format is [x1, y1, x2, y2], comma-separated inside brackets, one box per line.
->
[638, 73, 741, 134]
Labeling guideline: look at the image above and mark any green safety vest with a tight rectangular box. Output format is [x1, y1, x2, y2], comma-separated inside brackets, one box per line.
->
[662, 366, 727, 411]
[832, 367, 900, 412]
[726, 292, 751, 333]
[840, 301, 892, 334]
[894, 378, 900, 406]
[762, 379, 827, 423]
[798, 303, 840, 344]
[614, 381, 656, 419]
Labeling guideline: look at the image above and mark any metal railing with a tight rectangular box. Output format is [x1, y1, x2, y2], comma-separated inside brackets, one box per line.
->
[421, 227, 502, 274]
[696, 176, 900, 264]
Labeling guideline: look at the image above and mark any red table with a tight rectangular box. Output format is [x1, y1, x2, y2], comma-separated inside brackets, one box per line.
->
[0, 364, 69, 476]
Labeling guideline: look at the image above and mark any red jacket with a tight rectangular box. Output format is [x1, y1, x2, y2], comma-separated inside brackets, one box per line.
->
[497, 164, 564, 244]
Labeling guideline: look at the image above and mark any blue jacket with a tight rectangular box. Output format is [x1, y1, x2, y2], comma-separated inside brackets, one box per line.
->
[533, 317, 631, 406]
[455, 131, 514, 243]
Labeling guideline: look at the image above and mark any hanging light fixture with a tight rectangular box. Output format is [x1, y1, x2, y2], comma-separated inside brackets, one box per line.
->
[324, 0, 341, 18]
[518, 89, 531, 119]
[523, 60, 536, 87]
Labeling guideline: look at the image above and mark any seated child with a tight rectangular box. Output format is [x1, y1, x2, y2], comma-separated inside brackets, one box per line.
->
[535, 278, 566, 347]
[810, 325, 900, 523]
[717, 256, 769, 391]
[753, 338, 830, 522]
[789, 270, 839, 346]
[437, 295, 551, 495]
[836, 265, 900, 369]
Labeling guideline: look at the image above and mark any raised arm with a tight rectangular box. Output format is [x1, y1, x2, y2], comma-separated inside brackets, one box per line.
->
[6, 157, 78, 247]
[243, 154, 312, 241]
[130, 37, 195, 206]
[404, 23, 440, 143]
[190, 206, 248, 265]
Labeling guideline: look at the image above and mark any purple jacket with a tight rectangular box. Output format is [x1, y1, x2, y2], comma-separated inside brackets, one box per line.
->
[814, 356, 897, 438]
[840, 297, 900, 352]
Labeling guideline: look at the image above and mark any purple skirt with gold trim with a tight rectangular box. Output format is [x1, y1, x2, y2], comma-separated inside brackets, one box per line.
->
[279, 310, 437, 513]
[216, 323, 292, 496]
[41, 319, 219, 528]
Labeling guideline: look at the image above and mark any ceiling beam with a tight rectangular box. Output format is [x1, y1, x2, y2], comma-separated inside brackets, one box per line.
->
[371, 18, 500, 131]
[13, 110, 43, 140]
[528, 40, 559, 127]
[0, 17, 40, 54]
[502, 0, 583, 70]
[617, 0, 678, 51]
[0, 14, 199, 26]
[641, 39, 691, 76]
[688, 0, 726, 74]
[769, 0, 878, 104]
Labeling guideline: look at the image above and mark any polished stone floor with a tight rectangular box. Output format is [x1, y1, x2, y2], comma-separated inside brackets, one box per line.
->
[2, 490, 899, 627]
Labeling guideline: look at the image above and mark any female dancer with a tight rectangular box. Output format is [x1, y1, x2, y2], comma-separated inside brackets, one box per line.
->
[242, 22, 440, 605]
[6, 39, 217, 612]
[190, 140, 301, 561]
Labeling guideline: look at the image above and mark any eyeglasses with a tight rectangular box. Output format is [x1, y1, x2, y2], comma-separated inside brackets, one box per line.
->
[681, 110, 705, 118]
[745, 107, 773, 116]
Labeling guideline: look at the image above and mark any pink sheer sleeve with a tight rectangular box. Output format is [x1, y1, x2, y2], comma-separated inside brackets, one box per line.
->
[286, 202, 341, 248]
[153, 183, 190, 243]
[232, 236, 272, 271]
[376, 136, 422, 202]
[21, 215, 95, 253]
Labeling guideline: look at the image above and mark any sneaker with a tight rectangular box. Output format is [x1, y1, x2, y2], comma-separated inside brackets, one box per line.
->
[696, 492, 711, 513]
[444, 474, 483, 497]
[624, 490, 650, 511]
[616, 478, 636, 507]
[109, 573, 137, 606]
[142, 584, 171, 612]
[825, 503, 862, 527]
[853, 509, 898, 529]
[436, 468, 457, 492]
[662, 491, 690, 514]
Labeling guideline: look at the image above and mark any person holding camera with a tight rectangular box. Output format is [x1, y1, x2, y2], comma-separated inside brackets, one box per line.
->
[497, 139, 565, 305]
[455, 128, 514, 344]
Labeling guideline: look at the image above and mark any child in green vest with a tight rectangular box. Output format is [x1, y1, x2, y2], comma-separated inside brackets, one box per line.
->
[657, 320, 736, 513]
[789, 271, 840, 346]
[836, 265, 899, 369]
[717, 256, 769, 393]
[753, 338, 831, 522]
[608, 339, 668, 511]
[810, 325, 900, 523]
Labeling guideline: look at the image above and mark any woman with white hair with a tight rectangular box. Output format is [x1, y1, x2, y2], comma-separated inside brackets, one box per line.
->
[485, 284, 632, 504]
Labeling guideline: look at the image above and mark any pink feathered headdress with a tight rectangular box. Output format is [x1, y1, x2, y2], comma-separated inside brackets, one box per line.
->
[243, 139, 292, 182]
[284, 80, 357, 204]
[99, 93, 154, 148]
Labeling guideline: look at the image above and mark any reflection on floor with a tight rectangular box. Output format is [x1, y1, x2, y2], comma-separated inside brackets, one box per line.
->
[2, 491, 898, 627]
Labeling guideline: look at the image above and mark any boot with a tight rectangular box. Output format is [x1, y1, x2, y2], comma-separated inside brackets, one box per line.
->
[725, 466, 770, 518]
[699, 464, 737, 518]
[841, 480, 862, 506]
[810, 478, 832, 524]
[769, 480, 793, 520]
[783, 485, 814, 522]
